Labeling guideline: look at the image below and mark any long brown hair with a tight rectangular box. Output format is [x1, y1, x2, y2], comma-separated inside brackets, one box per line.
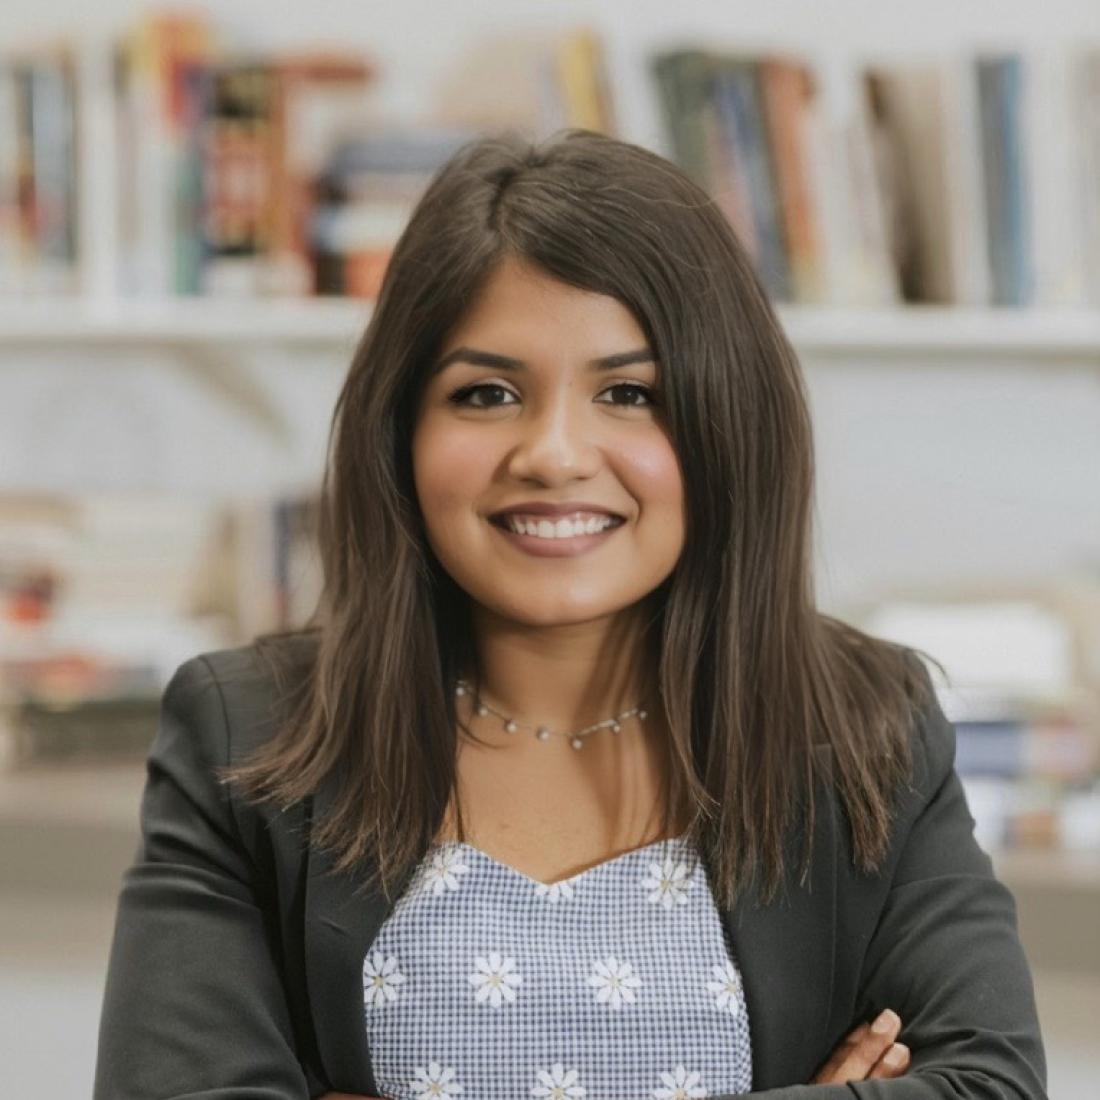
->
[218, 128, 942, 909]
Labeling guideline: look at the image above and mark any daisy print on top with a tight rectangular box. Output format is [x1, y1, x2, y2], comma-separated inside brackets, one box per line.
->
[362, 833, 753, 1099]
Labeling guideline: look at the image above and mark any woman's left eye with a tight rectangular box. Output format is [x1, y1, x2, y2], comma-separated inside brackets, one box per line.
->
[596, 382, 656, 407]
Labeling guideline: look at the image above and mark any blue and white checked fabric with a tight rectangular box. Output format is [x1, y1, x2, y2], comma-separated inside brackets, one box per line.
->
[362, 832, 753, 1099]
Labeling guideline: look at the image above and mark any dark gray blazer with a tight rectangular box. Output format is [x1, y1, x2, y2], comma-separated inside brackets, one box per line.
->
[93, 635, 1048, 1099]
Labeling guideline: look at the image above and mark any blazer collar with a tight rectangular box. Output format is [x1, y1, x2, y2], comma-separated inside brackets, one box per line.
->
[304, 743, 837, 1093]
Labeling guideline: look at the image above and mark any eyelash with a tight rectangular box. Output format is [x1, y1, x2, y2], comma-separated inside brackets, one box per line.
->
[447, 381, 658, 409]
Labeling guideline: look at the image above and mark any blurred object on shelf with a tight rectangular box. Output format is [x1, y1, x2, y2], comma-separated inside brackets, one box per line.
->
[0, 41, 79, 295]
[0, 632, 217, 771]
[650, 43, 1100, 309]
[0, 487, 322, 770]
[208, 489, 322, 641]
[0, 494, 68, 625]
[858, 584, 1100, 859]
[310, 126, 480, 298]
[0, 490, 232, 770]
[651, 45, 894, 307]
[109, 14, 615, 303]
[114, 8, 378, 298]
[433, 26, 616, 137]
[1061, 787, 1100, 851]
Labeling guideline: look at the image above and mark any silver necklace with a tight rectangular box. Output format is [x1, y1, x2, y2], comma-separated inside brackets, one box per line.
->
[454, 679, 648, 750]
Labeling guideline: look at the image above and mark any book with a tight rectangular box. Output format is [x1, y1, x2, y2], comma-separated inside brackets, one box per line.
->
[711, 54, 792, 301]
[0, 49, 79, 295]
[977, 54, 1035, 306]
[310, 126, 481, 298]
[759, 55, 825, 303]
[200, 58, 277, 296]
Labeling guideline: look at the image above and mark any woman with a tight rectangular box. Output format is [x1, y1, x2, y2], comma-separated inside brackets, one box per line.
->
[93, 130, 1047, 1099]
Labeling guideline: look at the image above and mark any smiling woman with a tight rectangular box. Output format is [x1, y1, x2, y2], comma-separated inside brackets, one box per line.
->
[411, 254, 686, 647]
[94, 129, 1047, 1100]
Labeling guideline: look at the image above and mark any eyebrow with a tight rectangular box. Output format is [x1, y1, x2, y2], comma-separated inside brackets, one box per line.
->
[432, 346, 656, 376]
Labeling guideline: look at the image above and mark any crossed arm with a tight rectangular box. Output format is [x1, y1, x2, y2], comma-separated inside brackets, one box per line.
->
[317, 1008, 914, 1099]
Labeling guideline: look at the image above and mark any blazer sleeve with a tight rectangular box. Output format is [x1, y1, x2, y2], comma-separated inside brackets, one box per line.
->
[93, 655, 310, 1100]
[743, 666, 1049, 1100]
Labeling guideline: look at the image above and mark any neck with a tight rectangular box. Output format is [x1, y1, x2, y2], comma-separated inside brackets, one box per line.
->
[460, 599, 661, 752]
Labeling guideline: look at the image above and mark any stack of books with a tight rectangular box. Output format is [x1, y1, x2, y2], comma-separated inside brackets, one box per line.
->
[111, 12, 614, 300]
[114, 11, 379, 298]
[862, 597, 1100, 853]
[0, 489, 322, 769]
[651, 47, 1100, 308]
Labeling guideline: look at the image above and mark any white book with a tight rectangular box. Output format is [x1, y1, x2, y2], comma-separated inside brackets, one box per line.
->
[939, 52, 992, 306]
[1024, 46, 1089, 306]
[116, 49, 173, 297]
[1074, 51, 1100, 305]
[861, 599, 1075, 703]
[0, 62, 21, 294]
[802, 57, 899, 306]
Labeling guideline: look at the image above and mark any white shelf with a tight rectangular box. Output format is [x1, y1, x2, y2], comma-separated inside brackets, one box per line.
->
[992, 847, 1100, 892]
[3, 299, 1100, 356]
[781, 305, 1100, 357]
[0, 760, 146, 831]
[0, 297, 373, 347]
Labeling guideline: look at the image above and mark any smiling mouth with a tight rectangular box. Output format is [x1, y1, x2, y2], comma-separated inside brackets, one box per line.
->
[489, 514, 626, 540]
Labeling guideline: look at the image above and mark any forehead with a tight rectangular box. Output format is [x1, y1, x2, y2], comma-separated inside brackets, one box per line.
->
[438, 256, 649, 359]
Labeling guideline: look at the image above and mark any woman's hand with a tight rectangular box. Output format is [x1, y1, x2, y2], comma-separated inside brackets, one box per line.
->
[811, 1008, 911, 1084]
[318, 1013, 911, 1100]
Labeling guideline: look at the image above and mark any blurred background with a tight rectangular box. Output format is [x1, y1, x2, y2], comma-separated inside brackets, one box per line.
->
[1, 1, 1098, 1096]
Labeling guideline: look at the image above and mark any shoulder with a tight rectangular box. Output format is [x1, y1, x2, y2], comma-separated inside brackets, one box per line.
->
[167, 631, 321, 763]
[899, 651, 957, 812]
[866, 651, 971, 882]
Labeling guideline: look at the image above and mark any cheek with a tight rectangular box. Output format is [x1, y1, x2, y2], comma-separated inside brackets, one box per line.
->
[412, 420, 493, 514]
[618, 435, 685, 514]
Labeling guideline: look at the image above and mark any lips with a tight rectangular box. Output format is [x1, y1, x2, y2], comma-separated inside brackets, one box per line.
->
[488, 501, 626, 521]
[489, 513, 625, 531]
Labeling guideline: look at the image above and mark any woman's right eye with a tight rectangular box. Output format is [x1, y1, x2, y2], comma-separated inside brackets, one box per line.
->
[447, 383, 517, 408]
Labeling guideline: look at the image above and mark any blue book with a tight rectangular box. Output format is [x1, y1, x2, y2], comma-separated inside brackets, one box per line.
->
[711, 56, 791, 301]
[977, 55, 1035, 305]
[954, 720, 1026, 778]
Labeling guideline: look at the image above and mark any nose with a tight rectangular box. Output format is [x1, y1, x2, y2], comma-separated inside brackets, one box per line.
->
[504, 390, 602, 485]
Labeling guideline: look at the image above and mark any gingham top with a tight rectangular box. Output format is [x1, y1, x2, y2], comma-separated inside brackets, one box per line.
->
[362, 833, 753, 1099]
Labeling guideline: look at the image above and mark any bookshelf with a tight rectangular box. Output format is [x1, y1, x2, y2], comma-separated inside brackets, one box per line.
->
[1, 8, 1099, 893]
[6, 299, 1100, 357]
[2, 13, 1100, 365]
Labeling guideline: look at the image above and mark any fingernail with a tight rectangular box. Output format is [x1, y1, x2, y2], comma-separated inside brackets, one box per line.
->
[884, 1045, 905, 1068]
[872, 1009, 897, 1034]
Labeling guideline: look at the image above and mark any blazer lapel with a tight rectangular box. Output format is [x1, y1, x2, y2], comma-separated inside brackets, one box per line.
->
[303, 773, 415, 1095]
[720, 742, 838, 1089]
[304, 742, 838, 1095]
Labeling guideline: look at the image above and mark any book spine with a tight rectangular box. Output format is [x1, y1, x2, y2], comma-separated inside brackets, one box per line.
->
[759, 57, 823, 302]
[977, 58, 1008, 304]
[27, 54, 79, 292]
[714, 57, 791, 300]
[1076, 52, 1100, 304]
[0, 59, 23, 292]
[1000, 55, 1035, 306]
[200, 59, 275, 296]
[649, 49, 719, 191]
[940, 54, 992, 306]
[174, 60, 213, 294]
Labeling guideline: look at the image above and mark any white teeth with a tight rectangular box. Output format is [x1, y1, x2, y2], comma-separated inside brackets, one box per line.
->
[503, 514, 617, 539]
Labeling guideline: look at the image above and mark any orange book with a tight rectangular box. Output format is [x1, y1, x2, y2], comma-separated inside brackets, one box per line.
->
[758, 56, 823, 302]
[265, 54, 375, 296]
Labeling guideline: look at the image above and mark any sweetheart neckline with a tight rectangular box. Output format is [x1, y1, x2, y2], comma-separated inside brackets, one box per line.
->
[431, 832, 692, 889]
